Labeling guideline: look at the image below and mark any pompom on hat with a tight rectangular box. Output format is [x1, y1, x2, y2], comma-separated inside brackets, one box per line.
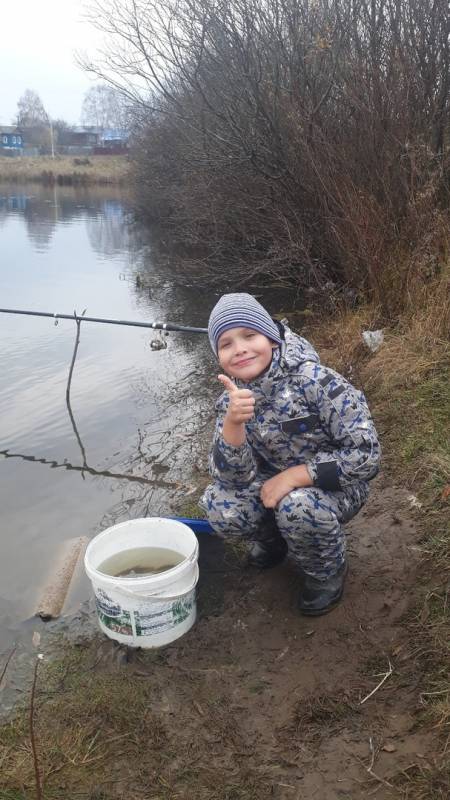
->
[208, 293, 282, 355]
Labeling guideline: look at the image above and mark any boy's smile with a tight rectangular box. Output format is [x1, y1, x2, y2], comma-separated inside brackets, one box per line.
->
[217, 327, 277, 381]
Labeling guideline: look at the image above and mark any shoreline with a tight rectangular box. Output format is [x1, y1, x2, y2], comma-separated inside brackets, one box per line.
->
[0, 154, 130, 186]
[0, 283, 448, 798]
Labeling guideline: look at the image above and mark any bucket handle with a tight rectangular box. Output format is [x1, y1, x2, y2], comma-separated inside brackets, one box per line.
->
[110, 563, 199, 602]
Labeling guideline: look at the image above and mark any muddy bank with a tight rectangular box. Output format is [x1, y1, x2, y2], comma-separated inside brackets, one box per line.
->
[0, 477, 434, 799]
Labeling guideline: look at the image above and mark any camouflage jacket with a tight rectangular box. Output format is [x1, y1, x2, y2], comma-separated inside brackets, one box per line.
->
[211, 324, 381, 492]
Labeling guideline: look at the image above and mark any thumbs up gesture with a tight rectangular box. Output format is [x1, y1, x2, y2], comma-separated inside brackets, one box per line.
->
[218, 374, 256, 425]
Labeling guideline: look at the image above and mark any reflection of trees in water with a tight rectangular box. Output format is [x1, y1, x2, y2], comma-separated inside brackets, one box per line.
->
[129, 224, 303, 336]
[85, 199, 132, 258]
[100, 404, 214, 523]
[124, 227, 216, 363]
[116, 346, 216, 519]
[0, 184, 133, 255]
[23, 192, 58, 253]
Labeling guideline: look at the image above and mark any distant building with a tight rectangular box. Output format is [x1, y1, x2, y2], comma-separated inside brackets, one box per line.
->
[0, 125, 24, 155]
[57, 129, 99, 147]
[57, 126, 129, 155]
[94, 128, 129, 155]
[101, 128, 129, 146]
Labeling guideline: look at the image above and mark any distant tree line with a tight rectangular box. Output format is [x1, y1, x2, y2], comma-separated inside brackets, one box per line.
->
[12, 85, 128, 151]
[84, 0, 449, 307]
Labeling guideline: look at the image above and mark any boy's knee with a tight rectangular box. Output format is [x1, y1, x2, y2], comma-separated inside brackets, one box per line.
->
[200, 483, 246, 531]
[200, 481, 267, 535]
[277, 486, 315, 513]
[276, 487, 337, 530]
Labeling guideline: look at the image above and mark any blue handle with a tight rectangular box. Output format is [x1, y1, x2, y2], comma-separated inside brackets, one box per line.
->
[168, 516, 214, 534]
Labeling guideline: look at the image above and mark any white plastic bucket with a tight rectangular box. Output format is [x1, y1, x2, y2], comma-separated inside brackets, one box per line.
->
[84, 517, 199, 648]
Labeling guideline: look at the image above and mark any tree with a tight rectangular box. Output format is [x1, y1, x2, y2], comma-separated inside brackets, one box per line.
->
[16, 89, 48, 127]
[80, 0, 450, 303]
[81, 84, 128, 130]
[51, 118, 71, 145]
[15, 89, 53, 150]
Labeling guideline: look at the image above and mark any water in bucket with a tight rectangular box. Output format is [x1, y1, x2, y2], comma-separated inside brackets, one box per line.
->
[98, 546, 185, 577]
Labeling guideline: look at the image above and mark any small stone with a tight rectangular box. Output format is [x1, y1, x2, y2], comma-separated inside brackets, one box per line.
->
[382, 743, 397, 752]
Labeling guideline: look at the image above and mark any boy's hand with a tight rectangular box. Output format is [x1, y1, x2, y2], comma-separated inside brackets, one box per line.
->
[218, 374, 255, 425]
[261, 466, 313, 508]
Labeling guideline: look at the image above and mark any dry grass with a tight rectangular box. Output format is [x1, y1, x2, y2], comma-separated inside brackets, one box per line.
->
[315, 272, 449, 388]
[291, 691, 359, 734]
[392, 762, 450, 800]
[310, 271, 450, 481]
[0, 156, 130, 185]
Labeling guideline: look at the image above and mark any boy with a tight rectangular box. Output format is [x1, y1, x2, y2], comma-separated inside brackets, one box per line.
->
[200, 293, 381, 615]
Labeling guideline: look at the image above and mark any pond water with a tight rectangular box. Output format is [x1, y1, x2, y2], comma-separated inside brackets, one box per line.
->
[0, 183, 218, 650]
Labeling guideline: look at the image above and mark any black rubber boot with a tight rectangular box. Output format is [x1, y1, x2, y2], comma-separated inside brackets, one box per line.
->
[298, 561, 348, 616]
[247, 513, 288, 569]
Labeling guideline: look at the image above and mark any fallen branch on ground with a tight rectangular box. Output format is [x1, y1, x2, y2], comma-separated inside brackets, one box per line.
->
[360, 660, 394, 705]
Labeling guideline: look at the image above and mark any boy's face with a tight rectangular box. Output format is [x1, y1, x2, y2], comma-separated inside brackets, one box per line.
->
[217, 327, 277, 381]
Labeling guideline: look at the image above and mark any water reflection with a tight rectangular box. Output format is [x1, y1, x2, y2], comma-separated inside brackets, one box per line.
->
[0, 448, 182, 491]
[0, 185, 133, 257]
[86, 199, 132, 258]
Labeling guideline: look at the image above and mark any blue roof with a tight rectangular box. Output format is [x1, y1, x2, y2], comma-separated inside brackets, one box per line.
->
[102, 128, 129, 141]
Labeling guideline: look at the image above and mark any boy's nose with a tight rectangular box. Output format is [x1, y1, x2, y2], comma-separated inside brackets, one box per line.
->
[235, 339, 248, 355]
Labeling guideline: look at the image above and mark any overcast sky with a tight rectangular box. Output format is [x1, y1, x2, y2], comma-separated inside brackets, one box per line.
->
[0, 1, 104, 125]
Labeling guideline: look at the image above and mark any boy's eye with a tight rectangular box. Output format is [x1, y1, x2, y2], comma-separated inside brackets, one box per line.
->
[219, 341, 231, 349]
[244, 332, 256, 339]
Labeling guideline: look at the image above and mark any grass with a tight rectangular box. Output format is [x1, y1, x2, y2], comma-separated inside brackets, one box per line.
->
[289, 690, 360, 745]
[392, 762, 450, 800]
[314, 272, 450, 498]
[0, 155, 130, 186]
[1, 646, 167, 795]
[0, 642, 271, 800]
[173, 497, 207, 520]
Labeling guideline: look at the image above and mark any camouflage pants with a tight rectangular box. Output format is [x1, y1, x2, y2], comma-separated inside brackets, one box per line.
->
[200, 477, 369, 579]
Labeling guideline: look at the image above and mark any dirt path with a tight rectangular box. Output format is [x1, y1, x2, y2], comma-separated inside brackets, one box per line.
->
[83, 475, 431, 799]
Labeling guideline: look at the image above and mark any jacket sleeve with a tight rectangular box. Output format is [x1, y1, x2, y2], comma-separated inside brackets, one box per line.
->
[301, 366, 381, 491]
[209, 395, 257, 488]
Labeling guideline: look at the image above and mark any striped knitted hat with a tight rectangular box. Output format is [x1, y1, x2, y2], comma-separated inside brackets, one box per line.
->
[208, 293, 282, 355]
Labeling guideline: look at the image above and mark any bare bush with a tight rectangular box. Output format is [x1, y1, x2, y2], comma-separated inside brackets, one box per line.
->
[83, 0, 450, 307]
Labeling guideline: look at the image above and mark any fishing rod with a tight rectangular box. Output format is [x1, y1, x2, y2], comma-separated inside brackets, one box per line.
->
[0, 307, 207, 334]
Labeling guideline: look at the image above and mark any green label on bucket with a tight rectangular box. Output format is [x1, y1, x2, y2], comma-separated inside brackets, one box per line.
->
[95, 590, 133, 636]
[172, 597, 193, 625]
[134, 591, 195, 636]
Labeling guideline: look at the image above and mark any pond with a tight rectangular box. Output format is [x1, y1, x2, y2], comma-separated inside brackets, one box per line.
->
[0, 183, 217, 651]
